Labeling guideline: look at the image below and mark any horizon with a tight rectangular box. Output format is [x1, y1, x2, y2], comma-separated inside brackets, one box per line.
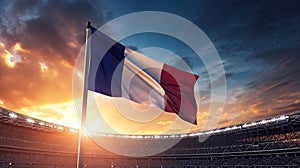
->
[0, 106, 297, 136]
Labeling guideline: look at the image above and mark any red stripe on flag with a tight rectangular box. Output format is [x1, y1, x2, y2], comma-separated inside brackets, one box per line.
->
[161, 64, 199, 125]
[161, 67, 181, 114]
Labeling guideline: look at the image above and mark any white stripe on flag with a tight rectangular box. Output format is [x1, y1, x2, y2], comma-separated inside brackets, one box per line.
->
[123, 48, 165, 109]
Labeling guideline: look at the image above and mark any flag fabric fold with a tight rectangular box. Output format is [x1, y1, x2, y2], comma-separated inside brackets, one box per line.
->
[88, 27, 199, 125]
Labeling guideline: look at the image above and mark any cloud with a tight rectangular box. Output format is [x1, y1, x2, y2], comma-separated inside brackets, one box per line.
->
[195, 0, 300, 84]
[1, 0, 300, 134]
[219, 46, 300, 127]
[17, 101, 80, 128]
[0, 0, 107, 111]
[187, 0, 300, 128]
[231, 88, 245, 100]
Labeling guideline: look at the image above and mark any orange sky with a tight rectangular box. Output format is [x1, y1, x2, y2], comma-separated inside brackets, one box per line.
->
[0, 40, 241, 134]
[0, 33, 299, 135]
[1, 0, 299, 135]
[0, 39, 288, 135]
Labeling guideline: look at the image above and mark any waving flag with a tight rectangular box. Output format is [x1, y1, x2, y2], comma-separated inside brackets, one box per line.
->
[87, 27, 199, 124]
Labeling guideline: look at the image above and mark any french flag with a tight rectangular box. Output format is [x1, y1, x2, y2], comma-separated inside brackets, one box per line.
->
[88, 27, 199, 125]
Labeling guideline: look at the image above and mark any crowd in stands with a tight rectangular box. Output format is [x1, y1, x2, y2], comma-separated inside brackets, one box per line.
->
[0, 107, 299, 167]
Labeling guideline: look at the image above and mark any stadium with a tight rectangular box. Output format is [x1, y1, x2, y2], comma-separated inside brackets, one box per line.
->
[0, 107, 299, 168]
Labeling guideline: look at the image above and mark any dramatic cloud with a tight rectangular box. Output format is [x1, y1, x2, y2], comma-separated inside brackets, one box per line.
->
[0, 0, 106, 122]
[192, 0, 300, 128]
[0, 0, 299, 133]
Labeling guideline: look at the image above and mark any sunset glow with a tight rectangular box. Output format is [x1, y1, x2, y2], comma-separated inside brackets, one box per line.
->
[0, 0, 299, 134]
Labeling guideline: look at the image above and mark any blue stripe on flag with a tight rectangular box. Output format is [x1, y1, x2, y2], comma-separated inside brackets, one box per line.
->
[88, 27, 125, 96]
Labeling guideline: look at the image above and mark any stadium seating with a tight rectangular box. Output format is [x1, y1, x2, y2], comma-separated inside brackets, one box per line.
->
[0, 107, 299, 167]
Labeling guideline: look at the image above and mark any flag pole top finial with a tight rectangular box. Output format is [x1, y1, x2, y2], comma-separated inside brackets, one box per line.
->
[86, 21, 92, 29]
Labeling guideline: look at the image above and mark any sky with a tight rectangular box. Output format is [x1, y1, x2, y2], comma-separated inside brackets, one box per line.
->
[0, 0, 300, 134]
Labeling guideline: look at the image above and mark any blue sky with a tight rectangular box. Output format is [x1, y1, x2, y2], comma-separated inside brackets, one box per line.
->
[101, 0, 300, 121]
[0, 0, 299, 131]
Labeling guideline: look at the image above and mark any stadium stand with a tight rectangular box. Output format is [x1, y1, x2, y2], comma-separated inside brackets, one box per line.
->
[0, 107, 299, 167]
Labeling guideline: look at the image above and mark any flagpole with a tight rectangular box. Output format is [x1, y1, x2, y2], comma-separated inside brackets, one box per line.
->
[77, 21, 92, 168]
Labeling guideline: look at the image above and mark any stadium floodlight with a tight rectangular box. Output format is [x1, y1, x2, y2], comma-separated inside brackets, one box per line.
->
[213, 129, 221, 133]
[174, 135, 180, 138]
[26, 118, 35, 123]
[191, 132, 203, 136]
[270, 118, 277, 122]
[9, 113, 17, 118]
[278, 115, 288, 120]
[259, 120, 267, 125]
[181, 134, 188, 138]
[207, 131, 211, 135]
[136, 135, 143, 139]
[198, 132, 204, 136]
[57, 126, 63, 130]
[242, 123, 249, 128]
[192, 132, 202, 136]
[69, 129, 78, 133]
[38, 122, 45, 126]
